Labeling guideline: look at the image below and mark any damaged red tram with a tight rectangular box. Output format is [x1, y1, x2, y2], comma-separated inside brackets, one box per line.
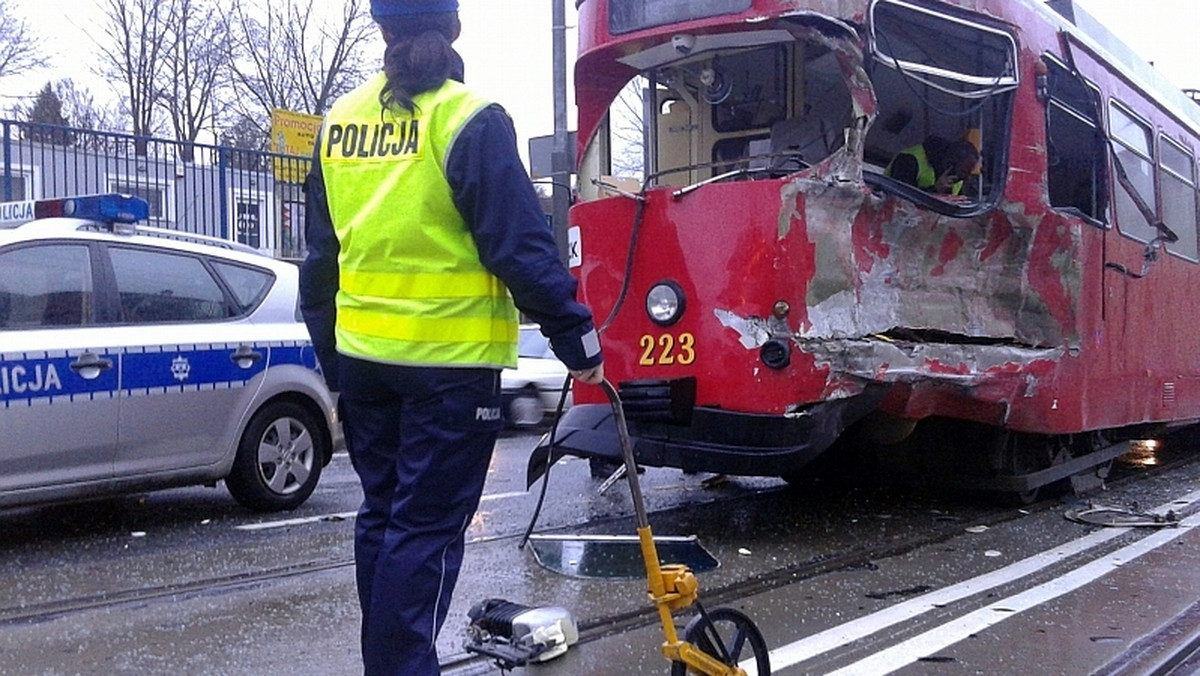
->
[529, 0, 1200, 499]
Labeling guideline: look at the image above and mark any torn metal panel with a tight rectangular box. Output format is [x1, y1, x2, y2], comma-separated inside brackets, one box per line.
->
[768, 6, 1079, 352]
[799, 336, 1065, 381]
[778, 17, 877, 185]
[728, 5, 1081, 410]
[714, 308, 773, 348]
[789, 194, 1082, 348]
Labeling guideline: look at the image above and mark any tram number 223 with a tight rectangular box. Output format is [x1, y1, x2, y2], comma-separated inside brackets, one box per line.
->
[639, 333, 696, 366]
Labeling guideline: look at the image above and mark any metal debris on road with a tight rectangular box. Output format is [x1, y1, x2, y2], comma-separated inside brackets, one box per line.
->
[1064, 503, 1180, 528]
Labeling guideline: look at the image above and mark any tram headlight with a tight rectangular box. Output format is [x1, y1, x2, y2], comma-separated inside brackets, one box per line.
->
[646, 281, 685, 327]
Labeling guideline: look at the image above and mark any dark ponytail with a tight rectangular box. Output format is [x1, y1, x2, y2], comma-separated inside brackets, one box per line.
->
[376, 12, 461, 113]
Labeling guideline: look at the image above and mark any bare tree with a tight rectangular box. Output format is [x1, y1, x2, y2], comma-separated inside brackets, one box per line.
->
[94, 0, 174, 152]
[159, 0, 229, 161]
[54, 79, 128, 148]
[0, 0, 47, 82]
[611, 77, 648, 179]
[225, 0, 376, 140]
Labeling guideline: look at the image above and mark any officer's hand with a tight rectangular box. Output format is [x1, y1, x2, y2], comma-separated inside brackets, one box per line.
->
[571, 364, 605, 386]
[934, 169, 958, 194]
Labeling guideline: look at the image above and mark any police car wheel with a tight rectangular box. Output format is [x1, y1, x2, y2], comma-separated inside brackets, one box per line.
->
[508, 388, 544, 428]
[226, 401, 325, 512]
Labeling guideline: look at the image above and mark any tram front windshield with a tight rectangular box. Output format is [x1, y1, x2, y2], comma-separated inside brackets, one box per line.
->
[578, 0, 1019, 213]
[609, 0, 752, 34]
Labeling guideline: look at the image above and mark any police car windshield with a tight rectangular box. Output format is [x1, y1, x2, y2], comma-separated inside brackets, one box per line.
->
[516, 328, 557, 359]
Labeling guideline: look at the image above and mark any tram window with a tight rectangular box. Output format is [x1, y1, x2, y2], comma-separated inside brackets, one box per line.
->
[609, 0, 752, 35]
[871, 1, 1016, 82]
[1109, 102, 1159, 244]
[710, 46, 788, 134]
[712, 135, 768, 174]
[1158, 137, 1199, 260]
[1044, 59, 1104, 220]
[865, 0, 1018, 208]
[656, 96, 693, 187]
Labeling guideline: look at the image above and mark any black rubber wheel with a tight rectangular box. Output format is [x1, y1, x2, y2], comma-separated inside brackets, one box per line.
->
[670, 606, 771, 675]
[225, 401, 325, 512]
[507, 385, 544, 428]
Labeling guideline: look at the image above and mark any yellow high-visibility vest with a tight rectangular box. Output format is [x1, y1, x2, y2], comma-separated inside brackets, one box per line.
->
[320, 75, 518, 368]
[886, 143, 963, 195]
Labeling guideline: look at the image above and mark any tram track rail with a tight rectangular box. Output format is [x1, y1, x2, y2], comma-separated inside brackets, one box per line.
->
[443, 450, 1200, 673]
[441, 489, 1054, 672]
[0, 556, 355, 627]
[0, 477, 1023, 647]
[1095, 598, 1200, 676]
[1, 447, 1195, 674]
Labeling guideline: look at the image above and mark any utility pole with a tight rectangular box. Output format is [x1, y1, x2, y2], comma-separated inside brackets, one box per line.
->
[550, 0, 570, 262]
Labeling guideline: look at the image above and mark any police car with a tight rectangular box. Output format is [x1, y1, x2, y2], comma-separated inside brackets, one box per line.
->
[501, 324, 571, 427]
[0, 194, 342, 512]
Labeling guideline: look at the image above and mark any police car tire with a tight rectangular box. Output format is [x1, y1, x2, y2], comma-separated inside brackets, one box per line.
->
[226, 401, 325, 512]
[508, 388, 544, 428]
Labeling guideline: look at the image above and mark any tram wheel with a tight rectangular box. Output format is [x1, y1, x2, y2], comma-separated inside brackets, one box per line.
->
[991, 431, 1074, 506]
[669, 606, 770, 676]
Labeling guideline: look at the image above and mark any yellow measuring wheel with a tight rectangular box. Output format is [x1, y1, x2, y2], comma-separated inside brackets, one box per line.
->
[599, 380, 771, 676]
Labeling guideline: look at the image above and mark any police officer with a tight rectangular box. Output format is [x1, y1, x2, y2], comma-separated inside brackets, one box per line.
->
[298, 1, 603, 673]
[886, 135, 980, 195]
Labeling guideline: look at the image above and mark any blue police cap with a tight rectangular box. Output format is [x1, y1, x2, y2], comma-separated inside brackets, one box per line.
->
[370, 0, 459, 17]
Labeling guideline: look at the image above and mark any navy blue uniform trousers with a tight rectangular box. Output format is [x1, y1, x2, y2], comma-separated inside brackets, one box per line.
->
[338, 356, 503, 676]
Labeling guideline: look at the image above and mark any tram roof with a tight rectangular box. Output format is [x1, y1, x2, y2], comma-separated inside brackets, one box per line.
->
[1038, 0, 1200, 135]
[580, 0, 1200, 136]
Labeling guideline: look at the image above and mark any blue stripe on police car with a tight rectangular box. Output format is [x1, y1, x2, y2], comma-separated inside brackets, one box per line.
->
[121, 345, 269, 393]
[1, 352, 120, 406]
[2, 342, 317, 405]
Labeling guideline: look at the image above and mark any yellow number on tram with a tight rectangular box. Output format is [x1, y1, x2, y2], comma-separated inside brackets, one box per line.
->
[638, 332, 696, 366]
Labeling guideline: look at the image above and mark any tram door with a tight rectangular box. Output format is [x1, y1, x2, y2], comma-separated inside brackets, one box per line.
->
[1040, 55, 1117, 345]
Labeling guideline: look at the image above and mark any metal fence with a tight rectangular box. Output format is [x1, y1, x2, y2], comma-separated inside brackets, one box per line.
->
[1, 120, 312, 261]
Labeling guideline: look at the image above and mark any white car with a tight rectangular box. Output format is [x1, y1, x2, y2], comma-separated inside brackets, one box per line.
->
[0, 194, 342, 512]
[501, 325, 571, 427]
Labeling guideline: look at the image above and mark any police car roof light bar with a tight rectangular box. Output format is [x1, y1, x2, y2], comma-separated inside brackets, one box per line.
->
[34, 194, 150, 224]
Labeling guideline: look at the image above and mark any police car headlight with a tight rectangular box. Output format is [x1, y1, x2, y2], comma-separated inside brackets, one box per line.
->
[646, 281, 685, 327]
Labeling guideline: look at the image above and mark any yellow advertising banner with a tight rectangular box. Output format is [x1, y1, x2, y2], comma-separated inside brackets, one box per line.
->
[270, 108, 324, 183]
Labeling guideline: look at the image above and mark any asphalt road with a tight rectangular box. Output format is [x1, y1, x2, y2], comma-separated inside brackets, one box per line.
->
[1, 428, 1198, 675]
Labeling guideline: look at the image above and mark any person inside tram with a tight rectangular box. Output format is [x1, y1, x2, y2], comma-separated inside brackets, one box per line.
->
[886, 134, 981, 195]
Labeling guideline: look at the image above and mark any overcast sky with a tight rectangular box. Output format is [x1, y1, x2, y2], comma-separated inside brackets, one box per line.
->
[1, 0, 1196, 164]
[1073, 0, 1197, 93]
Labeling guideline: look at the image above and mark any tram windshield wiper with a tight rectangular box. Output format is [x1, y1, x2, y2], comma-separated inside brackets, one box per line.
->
[590, 178, 645, 202]
[671, 168, 751, 200]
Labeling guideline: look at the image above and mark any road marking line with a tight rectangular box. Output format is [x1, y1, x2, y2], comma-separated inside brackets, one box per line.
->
[744, 488, 1200, 675]
[235, 492, 525, 531]
[828, 514, 1198, 675]
[479, 491, 527, 503]
[236, 511, 357, 531]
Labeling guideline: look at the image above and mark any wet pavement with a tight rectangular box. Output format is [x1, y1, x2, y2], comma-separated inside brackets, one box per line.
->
[515, 458, 1200, 675]
[0, 431, 1198, 675]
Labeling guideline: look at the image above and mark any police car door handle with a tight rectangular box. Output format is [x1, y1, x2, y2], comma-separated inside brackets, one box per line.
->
[70, 352, 113, 380]
[230, 344, 264, 369]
